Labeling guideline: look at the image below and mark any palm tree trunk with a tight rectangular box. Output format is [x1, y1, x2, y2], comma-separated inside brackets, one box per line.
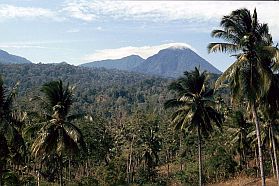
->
[255, 149, 259, 177]
[59, 156, 63, 186]
[68, 158, 71, 182]
[128, 135, 134, 184]
[37, 170, 40, 186]
[0, 165, 3, 186]
[269, 147, 275, 176]
[166, 150, 170, 177]
[252, 103, 265, 186]
[126, 155, 129, 183]
[198, 126, 203, 186]
[86, 158, 89, 177]
[239, 151, 243, 170]
[271, 125, 279, 185]
[269, 127, 275, 177]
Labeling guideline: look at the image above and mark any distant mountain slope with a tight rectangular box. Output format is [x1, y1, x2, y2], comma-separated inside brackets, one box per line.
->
[81, 55, 144, 71]
[0, 49, 32, 64]
[133, 46, 221, 77]
[81, 45, 221, 77]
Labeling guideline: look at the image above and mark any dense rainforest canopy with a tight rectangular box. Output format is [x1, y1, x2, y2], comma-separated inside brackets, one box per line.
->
[0, 8, 279, 186]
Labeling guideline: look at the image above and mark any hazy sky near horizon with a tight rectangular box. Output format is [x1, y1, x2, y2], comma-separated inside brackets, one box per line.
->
[0, 0, 278, 72]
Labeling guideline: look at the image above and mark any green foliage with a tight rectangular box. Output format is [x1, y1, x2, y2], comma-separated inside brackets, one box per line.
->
[20, 175, 36, 186]
[165, 67, 222, 135]
[77, 115, 113, 164]
[79, 177, 98, 186]
[1, 8, 279, 185]
[94, 156, 127, 186]
[209, 8, 278, 103]
[0, 76, 25, 185]
[209, 8, 279, 185]
[175, 162, 199, 185]
[31, 80, 85, 159]
[2, 171, 20, 186]
[165, 67, 223, 185]
[205, 146, 237, 183]
[135, 166, 166, 186]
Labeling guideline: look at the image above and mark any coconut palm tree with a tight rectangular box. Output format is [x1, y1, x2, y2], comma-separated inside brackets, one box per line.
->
[31, 80, 85, 186]
[0, 76, 25, 186]
[227, 111, 252, 170]
[164, 67, 223, 186]
[247, 116, 278, 176]
[141, 124, 161, 181]
[261, 74, 279, 184]
[208, 8, 279, 185]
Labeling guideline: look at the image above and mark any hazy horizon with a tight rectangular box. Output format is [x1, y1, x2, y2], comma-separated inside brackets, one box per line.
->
[0, 1, 278, 72]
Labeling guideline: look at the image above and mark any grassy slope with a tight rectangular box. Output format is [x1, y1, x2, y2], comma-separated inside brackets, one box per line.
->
[209, 177, 277, 186]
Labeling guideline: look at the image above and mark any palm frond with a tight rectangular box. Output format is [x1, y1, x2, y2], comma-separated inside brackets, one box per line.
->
[41, 80, 73, 118]
[201, 88, 214, 98]
[255, 59, 273, 98]
[208, 42, 239, 53]
[211, 29, 240, 44]
[205, 106, 223, 128]
[67, 113, 85, 122]
[6, 124, 26, 156]
[3, 81, 18, 114]
[23, 122, 44, 140]
[164, 99, 185, 109]
[165, 67, 223, 136]
[63, 122, 85, 145]
[168, 81, 185, 93]
[57, 128, 79, 156]
[31, 123, 59, 158]
[215, 54, 248, 90]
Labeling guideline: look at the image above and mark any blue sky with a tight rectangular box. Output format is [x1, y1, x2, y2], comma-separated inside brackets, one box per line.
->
[0, 1, 278, 72]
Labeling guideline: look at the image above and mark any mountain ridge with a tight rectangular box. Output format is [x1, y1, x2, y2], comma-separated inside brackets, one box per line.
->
[81, 55, 144, 71]
[81, 46, 221, 77]
[0, 49, 32, 64]
[133, 47, 221, 77]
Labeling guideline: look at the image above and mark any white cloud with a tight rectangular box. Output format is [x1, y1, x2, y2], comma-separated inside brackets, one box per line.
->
[82, 42, 196, 61]
[96, 26, 103, 31]
[62, 1, 279, 38]
[67, 28, 80, 33]
[1, 2, 278, 38]
[0, 43, 70, 50]
[0, 4, 60, 21]
[62, 1, 278, 22]
[0, 44, 48, 49]
[62, 1, 97, 21]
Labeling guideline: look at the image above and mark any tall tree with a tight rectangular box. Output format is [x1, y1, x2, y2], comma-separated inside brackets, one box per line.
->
[164, 67, 223, 186]
[208, 8, 279, 186]
[140, 114, 161, 182]
[31, 80, 85, 186]
[227, 111, 252, 170]
[262, 74, 279, 184]
[0, 76, 25, 186]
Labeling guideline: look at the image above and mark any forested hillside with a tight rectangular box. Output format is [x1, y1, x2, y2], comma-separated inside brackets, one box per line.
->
[0, 60, 265, 186]
[0, 62, 232, 186]
[1, 7, 279, 186]
[0, 63, 172, 118]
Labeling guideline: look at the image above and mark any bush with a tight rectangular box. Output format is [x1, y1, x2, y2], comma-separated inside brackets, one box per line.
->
[174, 162, 199, 185]
[20, 175, 36, 186]
[79, 177, 98, 186]
[93, 156, 126, 186]
[205, 147, 237, 183]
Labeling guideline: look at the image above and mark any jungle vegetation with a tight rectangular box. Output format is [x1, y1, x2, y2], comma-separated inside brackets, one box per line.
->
[0, 8, 279, 186]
